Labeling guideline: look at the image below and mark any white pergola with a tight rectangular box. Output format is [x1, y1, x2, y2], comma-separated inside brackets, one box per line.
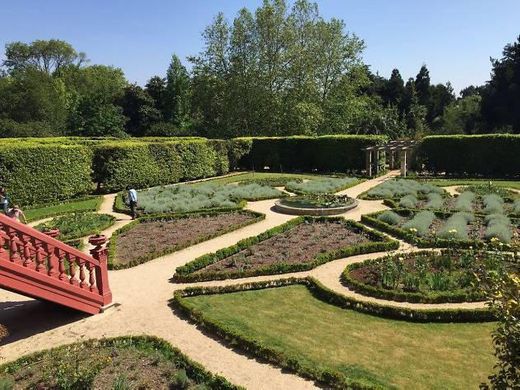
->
[364, 140, 419, 177]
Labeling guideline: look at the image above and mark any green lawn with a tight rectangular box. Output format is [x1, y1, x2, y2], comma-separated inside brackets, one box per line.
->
[182, 285, 495, 390]
[418, 178, 520, 190]
[25, 196, 103, 222]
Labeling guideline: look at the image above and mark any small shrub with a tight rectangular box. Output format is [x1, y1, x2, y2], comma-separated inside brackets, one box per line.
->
[513, 199, 520, 215]
[365, 179, 443, 200]
[454, 192, 475, 212]
[399, 194, 418, 209]
[377, 210, 401, 225]
[171, 369, 190, 389]
[484, 214, 512, 243]
[483, 194, 505, 214]
[438, 212, 471, 240]
[424, 193, 443, 209]
[402, 211, 435, 236]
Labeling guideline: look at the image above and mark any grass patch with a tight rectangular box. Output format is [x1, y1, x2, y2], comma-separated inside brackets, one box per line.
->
[179, 285, 495, 390]
[25, 196, 103, 222]
[35, 212, 115, 241]
[202, 172, 324, 186]
[0, 336, 239, 389]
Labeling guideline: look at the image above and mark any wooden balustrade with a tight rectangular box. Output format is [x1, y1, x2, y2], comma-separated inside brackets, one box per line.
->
[0, 213, 112, 314]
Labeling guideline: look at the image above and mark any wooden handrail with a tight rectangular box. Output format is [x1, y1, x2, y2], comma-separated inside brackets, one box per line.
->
[0, 213, 112, 313]
[0, 213, 100, 266]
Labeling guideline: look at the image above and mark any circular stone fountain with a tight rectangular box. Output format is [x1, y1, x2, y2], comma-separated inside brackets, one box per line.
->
[274, 194, 358, 216]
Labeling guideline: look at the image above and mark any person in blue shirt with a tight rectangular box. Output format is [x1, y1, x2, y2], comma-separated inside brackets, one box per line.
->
[126, 186, 138, 220]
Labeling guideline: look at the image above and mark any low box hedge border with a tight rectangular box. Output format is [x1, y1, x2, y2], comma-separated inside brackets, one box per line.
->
[108, 210, 265, 270]
[173, 217, 399, 282]
[0, 335, 241, 390]
[171, 277, 493, 390]
[340, 251, 487, 304]
[360, 209, 519, 250]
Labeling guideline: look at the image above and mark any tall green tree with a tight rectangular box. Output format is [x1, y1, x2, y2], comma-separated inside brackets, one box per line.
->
[164, 55, 191, 128]
[3, 39, 87, 75]
[415, 65, 431, 107]
[481, 35, 520, 133]
[119, 84, 161, 136]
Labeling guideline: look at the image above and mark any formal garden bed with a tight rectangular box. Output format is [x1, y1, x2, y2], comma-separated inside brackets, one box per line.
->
[173, 279, 494, 389]
[274, 194, 358, 216]
[33, 212, 115, 249]
[0, 336, 238, 389]
[114, 182, 285, 215]
[174, 217, 398, 282]
[342, 250, 516, 303]
[362, 209, 520, 248]
[358, 179, 445, 201]
[284, 177, 362, 194]
[109, 210, 264, 269]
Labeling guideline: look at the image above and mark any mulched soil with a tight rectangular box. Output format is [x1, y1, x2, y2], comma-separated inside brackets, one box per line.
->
[3, 343, 201, 389]
[114, 212, 257, 265]
[197, 220, 372, 274]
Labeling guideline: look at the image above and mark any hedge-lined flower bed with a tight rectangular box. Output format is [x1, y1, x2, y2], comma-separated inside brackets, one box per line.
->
[35, 212, 116, 241]
[108, 210, 265, 270]
[0, 336, 240, 389]
[341, 250, 514, 304]
[361, 209, 520, 249]
[174, 217, 399, 282]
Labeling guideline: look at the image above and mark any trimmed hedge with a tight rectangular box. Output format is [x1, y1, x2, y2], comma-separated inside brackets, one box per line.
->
[172, 278, 492, 389]
[173, 217, 399, 282]
[0, 336, 241, 390]
[0, 143, 93, 205]
[233, 135, 387, 173]
[341, 252, 487, 304]
[92, 139, 230, 192]
[415, 134, 520, 176]
[108, 210, 265, 270]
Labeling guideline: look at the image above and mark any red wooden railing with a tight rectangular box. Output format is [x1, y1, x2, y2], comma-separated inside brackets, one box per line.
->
[0, 213, 112, 314]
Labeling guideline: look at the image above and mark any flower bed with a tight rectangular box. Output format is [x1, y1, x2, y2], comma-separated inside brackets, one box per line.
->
[0, 336, 238, 389]
[35, 212, 115, 241]
[174, 217, 398, 282]
[284, 177, 361, 194]
[108, 210, 265, 269]
[362, 209, 520, 249]
[342, 250, 514, 303]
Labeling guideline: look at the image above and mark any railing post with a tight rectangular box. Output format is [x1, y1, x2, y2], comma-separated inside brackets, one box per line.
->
[89, 235, 112, 306]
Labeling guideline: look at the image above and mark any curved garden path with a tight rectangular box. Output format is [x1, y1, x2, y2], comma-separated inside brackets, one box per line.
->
[0, 170, 487, 389]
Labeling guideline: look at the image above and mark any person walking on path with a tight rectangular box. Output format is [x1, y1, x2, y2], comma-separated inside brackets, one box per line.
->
[127, 186, 138, 220]
[0, 187, 9, 214]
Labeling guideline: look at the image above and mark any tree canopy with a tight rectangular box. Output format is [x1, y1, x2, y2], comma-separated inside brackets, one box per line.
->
[0, 5, 518, 138]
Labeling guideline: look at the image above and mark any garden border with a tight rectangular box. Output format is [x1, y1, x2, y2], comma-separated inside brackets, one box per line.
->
[173, 217, 399, 282]
[360, 209, 519, 250]
[25, 195, 104, 222]
[108, 210, 265, 270]
[340, 251, 487, 304]
[0, 335, 241, 390]
[172, 277, 493, 390]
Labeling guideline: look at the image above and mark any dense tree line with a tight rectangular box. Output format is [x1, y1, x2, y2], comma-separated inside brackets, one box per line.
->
[0, 1, 518, 138]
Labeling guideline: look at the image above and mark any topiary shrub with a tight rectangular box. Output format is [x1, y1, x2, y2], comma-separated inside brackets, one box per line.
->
[377, 210, 401, 225]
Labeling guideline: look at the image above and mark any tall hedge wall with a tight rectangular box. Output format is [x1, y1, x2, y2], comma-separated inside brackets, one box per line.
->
[0, 143, 93, 205]
[92, 139, 230, 192]
[415, 134, 520, 176]
[232, 135, 387, 173]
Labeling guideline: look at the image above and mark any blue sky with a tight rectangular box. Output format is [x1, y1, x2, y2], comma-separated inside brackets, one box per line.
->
[1, 0, 519, 94]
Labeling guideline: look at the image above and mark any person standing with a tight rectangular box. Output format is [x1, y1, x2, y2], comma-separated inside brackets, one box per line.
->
[127, 186, 138, 220]
[0, 188, 9, 214]
[7, 205, 27, 224]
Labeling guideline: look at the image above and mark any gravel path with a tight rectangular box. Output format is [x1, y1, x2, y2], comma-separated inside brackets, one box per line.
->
[0, 171, 486, 389]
